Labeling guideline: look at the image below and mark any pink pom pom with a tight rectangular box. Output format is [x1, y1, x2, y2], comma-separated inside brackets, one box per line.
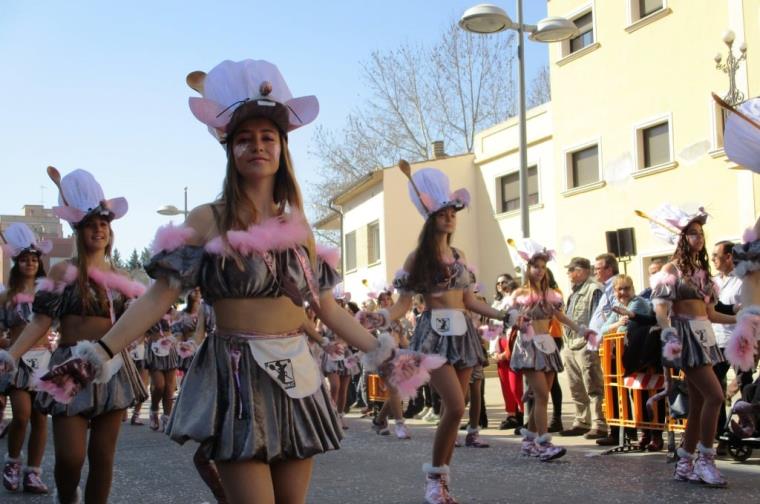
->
[388, 352, 447, 401]
[725, 315, 760, 371]
[32, 368, 79, 404]
[176, 341, 197, 359]
[316, 244, 340, 269]
[663, 340, 682, 361]
[151, 223, 196, 254]
[478, 325, 500, 341]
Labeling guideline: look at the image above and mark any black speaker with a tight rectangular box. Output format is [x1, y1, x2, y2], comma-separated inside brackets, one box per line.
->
[617, 227, 637, 257]
[605, 231, 620, 257]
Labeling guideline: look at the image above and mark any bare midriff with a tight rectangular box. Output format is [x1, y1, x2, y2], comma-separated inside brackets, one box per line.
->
[9, 325, 49, 349]
[213, 297, 307, 334]
[59, 315, 113, 346]
[741, 271, 760, 307]
[530, 319, 551, 334]
[423, 290, 467, 311]
[673, 299, 708, 318]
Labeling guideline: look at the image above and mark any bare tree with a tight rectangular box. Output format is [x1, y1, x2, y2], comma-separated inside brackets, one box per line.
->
[527, 64, 551, 108]
[309, 21, 516, 224]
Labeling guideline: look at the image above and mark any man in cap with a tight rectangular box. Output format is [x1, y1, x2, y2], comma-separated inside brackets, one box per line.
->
[560, 257, 606, 438]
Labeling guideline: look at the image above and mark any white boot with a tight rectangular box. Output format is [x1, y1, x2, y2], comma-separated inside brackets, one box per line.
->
[423, 464, 457, 504]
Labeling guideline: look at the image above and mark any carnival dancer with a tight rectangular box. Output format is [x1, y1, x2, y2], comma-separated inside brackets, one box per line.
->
[173, 287, 207, 375]
[370, 288, 412, 440]
[145, 308, 178, 431]
[125, 331, 148, 425]
[358, 164, 508, 504]
[30, 60, 441, 504]
[0, 223, 53, 494]
[506, 239, 595, 462]
[645, 203, 735, 487]
[318, 287, 355, 430]
[0, 168, 147, 504]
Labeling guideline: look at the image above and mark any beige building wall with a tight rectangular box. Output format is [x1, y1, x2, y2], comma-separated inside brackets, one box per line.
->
[540, 0, 758, 293]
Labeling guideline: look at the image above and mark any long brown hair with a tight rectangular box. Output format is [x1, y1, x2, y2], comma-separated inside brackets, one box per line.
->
[672, 220, 710, 278]
[74, 218, 115, 314]
[523, 256, 550, 294]
[5, 252, 46, 306]
[407, 212, 452, 292]
[215, 115, 315, 264]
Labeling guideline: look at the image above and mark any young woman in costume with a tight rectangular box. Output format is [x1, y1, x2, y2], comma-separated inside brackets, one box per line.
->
[0, 223, 52, 494]
[0, 168, 147, 504]
[506, 240, 595, 462]
[144, 307, 178, 431]
[649, 206, 735, 487]
[125, 331, 149, 425]
[359, 166, 506, 504]
[31, 60, 437, 504]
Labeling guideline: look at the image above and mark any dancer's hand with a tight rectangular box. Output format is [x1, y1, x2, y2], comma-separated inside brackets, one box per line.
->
[356, 309, 390, 331]
[0, 349, 17, 375]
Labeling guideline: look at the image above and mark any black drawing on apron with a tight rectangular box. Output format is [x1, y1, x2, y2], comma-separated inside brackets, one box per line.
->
[435, 317, 451, 333]
[27, 358, 38, 369]
[266, 359, 296, 389]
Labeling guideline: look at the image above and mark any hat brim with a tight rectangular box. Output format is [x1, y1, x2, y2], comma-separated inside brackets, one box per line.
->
[54, 198, 128, 227]
[190, 95, 319, 140]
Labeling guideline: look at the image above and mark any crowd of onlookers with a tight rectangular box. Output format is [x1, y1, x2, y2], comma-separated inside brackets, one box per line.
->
[308, 239, 757, 454]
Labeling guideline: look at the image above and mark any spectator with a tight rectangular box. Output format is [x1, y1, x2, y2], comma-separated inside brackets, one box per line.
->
[711, 240, 742, 454]
[598, 275, 660, 448]
[639, 259, 665, 300]
[489, 275, 523, 431]
[559, 257, 606, 439]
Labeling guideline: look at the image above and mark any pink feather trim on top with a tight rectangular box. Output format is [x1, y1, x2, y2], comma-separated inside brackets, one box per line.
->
[12, 293, 34, 305]
[151, 223, 196, 255]
[88, 268, 146, 298]
[205, 213, 310, 256]
[545, 289, 563, 305]
[316, 244, 340, 269]
[650, 270, 677, 289]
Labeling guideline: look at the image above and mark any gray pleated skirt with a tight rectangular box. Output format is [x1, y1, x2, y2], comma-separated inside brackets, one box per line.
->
[510, 332, 564, 373]
[166, 331, 342, 463]
[145, 341, 179, 371]
[35, 345, 148, 418]
[0, 360, 39, 393]
[178, 355, 194, 372]
[663, 317, 725, 369]
[409, 311, 486, 369]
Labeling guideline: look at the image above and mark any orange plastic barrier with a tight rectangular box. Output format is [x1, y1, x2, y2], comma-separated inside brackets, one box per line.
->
[367, 373, 390, 403]
[600, 332, 686, 434]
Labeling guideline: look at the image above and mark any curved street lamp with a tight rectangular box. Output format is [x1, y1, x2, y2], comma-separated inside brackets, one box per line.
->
[460, 3, 577, 238]
[156, 187, 189, 217]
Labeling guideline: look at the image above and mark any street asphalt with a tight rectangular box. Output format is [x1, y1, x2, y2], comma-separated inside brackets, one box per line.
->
[1, 375, 757, 503]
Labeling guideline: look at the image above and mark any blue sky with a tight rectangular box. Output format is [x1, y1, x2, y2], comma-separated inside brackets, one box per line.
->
[0, 0, 549, 254]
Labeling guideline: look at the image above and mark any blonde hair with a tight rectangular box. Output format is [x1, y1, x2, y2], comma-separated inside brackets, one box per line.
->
[612, 274, 634, 291]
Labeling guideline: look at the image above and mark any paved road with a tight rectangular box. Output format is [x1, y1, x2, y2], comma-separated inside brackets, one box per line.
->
[1, 376, 758, 503]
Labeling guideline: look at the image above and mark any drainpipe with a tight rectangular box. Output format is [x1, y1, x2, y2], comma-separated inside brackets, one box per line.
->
[329, 201, 345, 281]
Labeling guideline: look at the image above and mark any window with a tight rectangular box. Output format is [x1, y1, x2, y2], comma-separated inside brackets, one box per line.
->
[636, 0, 663, 20]
[568, 145, 599, 188]
[641, 122, 670, 168]
[569, 12, 594, 53]
[634, 117, 673, 171]
[345, 231, 357, 271]
[498, 166, 539, 213]
[367, 221, 380, 264]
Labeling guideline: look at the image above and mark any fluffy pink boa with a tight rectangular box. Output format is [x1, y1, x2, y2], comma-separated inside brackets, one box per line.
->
[205, 212, 310, 256]
[35, 264, 145, 299]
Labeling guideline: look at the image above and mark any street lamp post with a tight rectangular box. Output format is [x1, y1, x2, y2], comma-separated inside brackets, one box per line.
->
[459, 2, 577, 238]
[714, 30, 747, 106]
[157, 187, 189, 218]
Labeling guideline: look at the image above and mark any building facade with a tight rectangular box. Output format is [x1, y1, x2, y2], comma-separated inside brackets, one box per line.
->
[316, 0, 759, 300]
